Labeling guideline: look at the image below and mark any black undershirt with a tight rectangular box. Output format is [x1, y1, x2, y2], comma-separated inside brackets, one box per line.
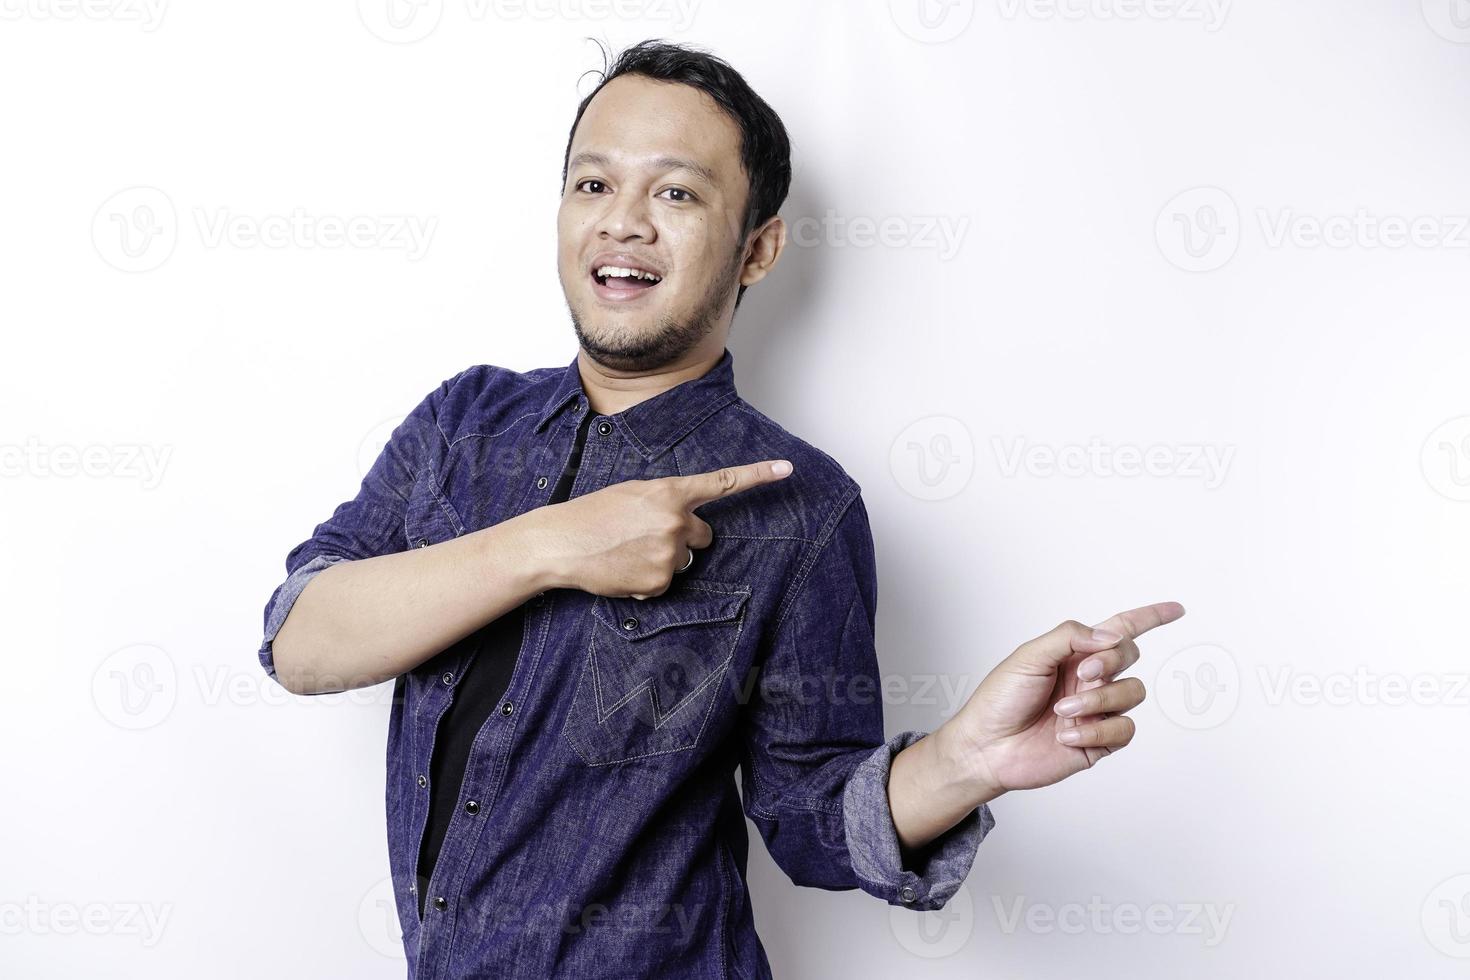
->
[416, 407, 594, 918]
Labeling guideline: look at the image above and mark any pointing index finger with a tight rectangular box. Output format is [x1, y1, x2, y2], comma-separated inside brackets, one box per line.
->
[1092, 601, 1186, 640]
[676, 459, 793, 509]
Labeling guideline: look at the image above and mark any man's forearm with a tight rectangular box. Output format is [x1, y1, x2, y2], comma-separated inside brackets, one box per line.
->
[271, 507, 563, 695]
[886, 723, 1001, 855]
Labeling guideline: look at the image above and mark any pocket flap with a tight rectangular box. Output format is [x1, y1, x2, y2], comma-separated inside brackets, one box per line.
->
[591, 580, 750, 641]
[403, 467, 464, 547]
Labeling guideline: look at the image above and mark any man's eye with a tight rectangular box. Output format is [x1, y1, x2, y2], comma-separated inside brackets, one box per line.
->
[577, 179, 607, 194]
[660, 187, 695, 203]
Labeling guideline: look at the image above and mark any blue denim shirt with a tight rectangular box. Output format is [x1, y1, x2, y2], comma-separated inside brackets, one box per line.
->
[258, 347, 995, 978]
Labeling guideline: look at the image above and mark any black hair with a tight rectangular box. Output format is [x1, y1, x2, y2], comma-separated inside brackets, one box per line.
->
[561, 38, 792, 311]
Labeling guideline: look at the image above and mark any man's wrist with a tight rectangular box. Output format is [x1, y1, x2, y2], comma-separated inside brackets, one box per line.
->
[889, 723, 1004, 854]
[932, 720, 1007, 809]
[500, 505, 569, 595]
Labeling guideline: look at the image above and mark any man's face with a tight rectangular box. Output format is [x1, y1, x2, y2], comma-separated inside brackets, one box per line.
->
[558, 73, 751, 373]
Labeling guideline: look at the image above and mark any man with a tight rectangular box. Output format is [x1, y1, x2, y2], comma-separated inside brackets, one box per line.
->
[258, 39, 1183, 978]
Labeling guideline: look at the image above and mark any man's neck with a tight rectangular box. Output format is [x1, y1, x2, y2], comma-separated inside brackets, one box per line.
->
[576, 346, 723, 418]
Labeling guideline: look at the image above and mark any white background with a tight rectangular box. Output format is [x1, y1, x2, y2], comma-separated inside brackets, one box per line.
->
[3, 1, 1469, 976]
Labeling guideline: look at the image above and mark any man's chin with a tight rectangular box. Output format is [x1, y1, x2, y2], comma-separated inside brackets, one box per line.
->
[566, 279, 725, 371]
[570, 316, 660, 366]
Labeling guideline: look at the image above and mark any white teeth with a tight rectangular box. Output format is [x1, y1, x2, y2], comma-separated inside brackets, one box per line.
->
[595, 265, 662, 283]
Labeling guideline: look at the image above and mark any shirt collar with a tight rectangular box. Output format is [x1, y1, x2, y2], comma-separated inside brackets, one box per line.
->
[533, 347, 740, 461]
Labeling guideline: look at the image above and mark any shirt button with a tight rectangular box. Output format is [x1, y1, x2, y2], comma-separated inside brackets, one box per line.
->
[536, 476, 548, 489]
[501, 701, 514, 716]
[597, 420, 612, 435]
[432, 896, 447, 912]
[899, 885, 917, 904]
[621, 617, 638, 631]
[441, 672, 454, 686]
[465, 800, 480, 815]
[416, 774, 427, 788]
[418, 539, 428, 548]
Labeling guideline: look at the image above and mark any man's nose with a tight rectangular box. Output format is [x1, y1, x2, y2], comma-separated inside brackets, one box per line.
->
[598, 189, 655, 240]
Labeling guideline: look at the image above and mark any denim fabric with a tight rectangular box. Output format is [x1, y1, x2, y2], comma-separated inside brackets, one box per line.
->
[258, 347, 995, 978]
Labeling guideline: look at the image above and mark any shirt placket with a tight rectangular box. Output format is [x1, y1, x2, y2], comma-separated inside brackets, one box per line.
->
[415, 402, 626, 977]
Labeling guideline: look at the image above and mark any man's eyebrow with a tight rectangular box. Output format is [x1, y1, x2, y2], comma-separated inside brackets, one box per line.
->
[568, 151, 719, 188]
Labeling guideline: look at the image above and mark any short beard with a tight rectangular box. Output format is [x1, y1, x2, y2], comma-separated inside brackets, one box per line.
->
[568, 244, 743, 374]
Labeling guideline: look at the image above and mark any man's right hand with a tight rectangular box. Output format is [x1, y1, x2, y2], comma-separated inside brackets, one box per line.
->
[536, 459, 793, 600]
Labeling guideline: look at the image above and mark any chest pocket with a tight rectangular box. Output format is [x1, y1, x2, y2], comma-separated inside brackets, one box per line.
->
[403, 467, 463, 550]
[401, 468, 470, 698]
[563, 578, 750, 767]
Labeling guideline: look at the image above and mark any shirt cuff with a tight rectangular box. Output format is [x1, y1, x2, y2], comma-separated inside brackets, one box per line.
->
[841, 729, 995, 911]
[258, 553, 348, 686]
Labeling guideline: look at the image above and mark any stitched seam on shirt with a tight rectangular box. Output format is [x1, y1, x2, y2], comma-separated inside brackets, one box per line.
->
[740, 741, 780, 820]
[596, 649, 732, 721]
[431, 488, 464, 536]
[769, 482, 861, 638]
[715, 835, 732, 980]
[773, 794, 843, 813]
[569, 601, 745, 766]
[564, 637, 600, 767]
[741, 484, 861, 821]
[397, 368, 471, 504]
[626, 390, 739, 459]
[449, 594, 556, 921]
[592, 584, 750, 639]
[570, 658, 735, 767]
[432, 367, 474, 450]
[445, 409, 539, 452]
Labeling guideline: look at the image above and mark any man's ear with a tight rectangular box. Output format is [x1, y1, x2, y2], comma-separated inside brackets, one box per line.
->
[739, 215, 787, 288]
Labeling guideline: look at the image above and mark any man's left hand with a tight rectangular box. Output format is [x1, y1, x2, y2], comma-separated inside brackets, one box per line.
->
[952, 601, 1186, 797]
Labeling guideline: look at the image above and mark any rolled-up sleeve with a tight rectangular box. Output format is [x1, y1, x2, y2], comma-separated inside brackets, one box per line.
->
[257, 370, 464, 689]
[843, 729, 996, 910]
[735, 486, 994, 911]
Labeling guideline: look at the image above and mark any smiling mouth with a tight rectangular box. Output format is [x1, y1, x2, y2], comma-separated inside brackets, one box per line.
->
[590, 265, 664, 299]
